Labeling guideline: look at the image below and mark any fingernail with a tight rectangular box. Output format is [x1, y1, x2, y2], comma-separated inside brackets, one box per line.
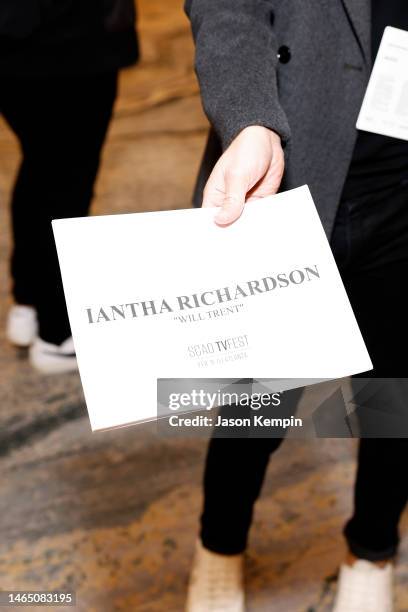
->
[214, 211, 230, 224]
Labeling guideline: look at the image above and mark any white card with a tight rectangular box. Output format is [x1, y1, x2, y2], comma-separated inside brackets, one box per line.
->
[357, 26, 408, 140]
[52, 186, 372, 431]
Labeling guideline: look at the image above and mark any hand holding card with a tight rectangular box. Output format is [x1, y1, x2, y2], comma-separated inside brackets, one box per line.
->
[52, 186, 372, 431]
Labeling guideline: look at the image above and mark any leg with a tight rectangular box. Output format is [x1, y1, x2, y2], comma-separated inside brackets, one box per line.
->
[188, 391, 302, 611]
[331, 184, 408, 560]
[200, 386, 303, 554]
[201, 436, 283, 555]
[331, 185, 408, 611]
[2, 72, 118, 343]
[344, 261, 408, 560]
[345, 437, 408, 562]
[10, 157, 37, 306]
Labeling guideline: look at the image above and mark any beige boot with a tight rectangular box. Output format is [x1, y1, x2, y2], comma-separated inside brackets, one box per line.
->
[333, 560, 394, 612]
[186, 541, 245, 612]
[6, 305, 38, 347]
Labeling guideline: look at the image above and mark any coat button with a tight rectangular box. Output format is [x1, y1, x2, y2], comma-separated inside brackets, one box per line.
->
[277, 45, 291, 64]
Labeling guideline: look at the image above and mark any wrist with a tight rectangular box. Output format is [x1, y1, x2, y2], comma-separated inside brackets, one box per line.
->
[238, 125, 281, 144]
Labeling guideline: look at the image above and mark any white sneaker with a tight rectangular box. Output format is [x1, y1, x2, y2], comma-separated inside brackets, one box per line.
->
[6, 305, 38, 347]
[29, 336, 78, 374]
[185, 541, 245, 612]
[333, 560, 394, 612]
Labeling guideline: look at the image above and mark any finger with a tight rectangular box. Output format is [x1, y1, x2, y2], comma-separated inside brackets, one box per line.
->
[202, 165, 225, 209]
[214, 171, 247, 225]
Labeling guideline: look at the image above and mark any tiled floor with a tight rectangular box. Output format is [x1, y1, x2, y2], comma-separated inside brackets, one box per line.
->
[0, 1, 407, 610]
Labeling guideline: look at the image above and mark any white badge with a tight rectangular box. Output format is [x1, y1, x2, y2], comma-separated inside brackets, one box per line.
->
[357, 26, 408, 140]
[53, 186, 372, 431]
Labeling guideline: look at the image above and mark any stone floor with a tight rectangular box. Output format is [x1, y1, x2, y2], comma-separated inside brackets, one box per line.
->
[0, 1, 407, 611]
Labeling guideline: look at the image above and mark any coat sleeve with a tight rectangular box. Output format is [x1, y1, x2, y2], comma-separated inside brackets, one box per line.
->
[184, 0, 291, 150]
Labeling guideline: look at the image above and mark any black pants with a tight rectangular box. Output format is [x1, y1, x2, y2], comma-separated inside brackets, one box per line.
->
[201, 180, 408, 562]
[1, 72, 117, 344]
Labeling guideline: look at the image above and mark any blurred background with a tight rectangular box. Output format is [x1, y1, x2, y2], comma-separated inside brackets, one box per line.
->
[0, 1, 407, 611]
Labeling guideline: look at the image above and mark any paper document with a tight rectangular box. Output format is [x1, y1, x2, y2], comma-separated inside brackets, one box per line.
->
[357, 26, 408, 140]
[52, 186, 372, 431]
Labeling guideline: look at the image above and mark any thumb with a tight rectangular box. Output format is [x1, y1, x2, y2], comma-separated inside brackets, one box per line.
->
[214, 171, 248, 226]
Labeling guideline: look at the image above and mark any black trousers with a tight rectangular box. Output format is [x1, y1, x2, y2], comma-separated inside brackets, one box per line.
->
[1, 72, 117, 344]
[201, 180, 408, 562]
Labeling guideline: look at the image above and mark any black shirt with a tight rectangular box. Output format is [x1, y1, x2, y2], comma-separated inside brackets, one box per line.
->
[0, 1, 138, 76]
[342, 0, 408, 200]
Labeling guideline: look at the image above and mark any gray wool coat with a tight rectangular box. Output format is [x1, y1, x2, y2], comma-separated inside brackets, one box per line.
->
[185, 0, 373, 237]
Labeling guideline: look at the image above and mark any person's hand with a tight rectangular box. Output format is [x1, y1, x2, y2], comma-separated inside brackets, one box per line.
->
[203, 125, 285, 225]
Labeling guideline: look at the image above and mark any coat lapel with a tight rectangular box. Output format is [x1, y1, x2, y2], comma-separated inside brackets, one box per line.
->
[341, 0, 371, 64]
